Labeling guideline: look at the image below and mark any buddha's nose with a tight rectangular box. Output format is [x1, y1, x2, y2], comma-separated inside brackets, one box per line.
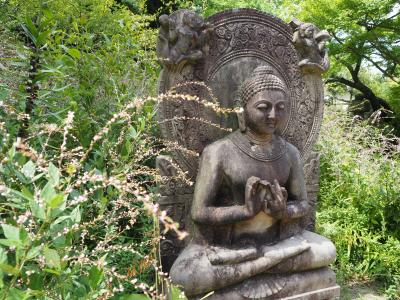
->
[268, 107, 276, 119]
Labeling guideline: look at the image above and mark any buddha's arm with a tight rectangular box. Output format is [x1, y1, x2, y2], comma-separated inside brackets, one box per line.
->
[285, 147, 310, 219]
[191, 145, 251, 225]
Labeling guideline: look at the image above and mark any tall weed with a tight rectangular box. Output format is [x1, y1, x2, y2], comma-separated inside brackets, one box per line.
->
[317, 107, 400, 297]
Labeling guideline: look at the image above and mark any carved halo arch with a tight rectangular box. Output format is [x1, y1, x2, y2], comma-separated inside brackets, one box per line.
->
[157, 8, 324, 180]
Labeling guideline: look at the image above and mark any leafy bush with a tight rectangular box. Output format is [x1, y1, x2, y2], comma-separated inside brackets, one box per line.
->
[317, 107, 400, 298]
[0, 1, 174, 298]
[0, 104, 165, 299]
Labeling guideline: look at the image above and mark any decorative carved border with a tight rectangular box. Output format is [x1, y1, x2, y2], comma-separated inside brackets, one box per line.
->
[157, 8, 325, 176]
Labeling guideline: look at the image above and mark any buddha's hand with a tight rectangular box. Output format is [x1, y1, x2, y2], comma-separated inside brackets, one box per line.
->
[245, 177, 270, 218]
[265, 179, 288, 219]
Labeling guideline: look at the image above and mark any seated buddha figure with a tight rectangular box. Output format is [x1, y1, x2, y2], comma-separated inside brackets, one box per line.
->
[170, 66, 337, 299]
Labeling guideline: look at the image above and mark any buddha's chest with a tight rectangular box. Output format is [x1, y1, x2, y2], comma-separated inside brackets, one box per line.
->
[223, 150, 291, 190]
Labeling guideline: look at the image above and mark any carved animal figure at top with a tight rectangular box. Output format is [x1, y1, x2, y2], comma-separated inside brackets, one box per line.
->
[291, 19, 331, 72]
[156, 11, 212, 67]
[156, 14, 171, 61]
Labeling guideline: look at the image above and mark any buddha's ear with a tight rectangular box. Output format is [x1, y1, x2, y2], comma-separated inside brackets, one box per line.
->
[236, 109, 246, 132]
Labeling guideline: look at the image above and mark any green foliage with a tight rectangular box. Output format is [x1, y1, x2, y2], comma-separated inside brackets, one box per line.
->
[281, 0, 400, 135]
[0, 0, 167, 298]
[283, 0, 400, 77]
[192, 0, 284, 16]
[317, 108, 400, 298]
[1, 0, 159, 143]
[0, 118, 160, 298]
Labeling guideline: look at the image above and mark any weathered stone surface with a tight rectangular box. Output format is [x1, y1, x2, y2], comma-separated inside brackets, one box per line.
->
[155, 8, 339, 299]
[281, 286, 341, 300]
[192, 268, 339, 300]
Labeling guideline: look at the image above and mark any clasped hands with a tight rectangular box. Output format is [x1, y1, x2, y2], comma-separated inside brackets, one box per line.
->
[245, 176, 288, 219]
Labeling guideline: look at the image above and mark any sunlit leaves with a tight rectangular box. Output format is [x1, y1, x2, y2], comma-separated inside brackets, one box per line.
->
[43, 248, 61, 270]
[1, 224, 20, 241]
[48, 163, 59, 187]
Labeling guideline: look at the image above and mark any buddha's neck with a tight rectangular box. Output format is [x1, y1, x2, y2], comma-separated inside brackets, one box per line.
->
[245, 128, 273, 144]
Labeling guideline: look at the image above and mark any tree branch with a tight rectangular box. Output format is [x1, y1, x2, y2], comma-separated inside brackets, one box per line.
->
[330, 31, 400, 84]
[326, 76, 392, 112]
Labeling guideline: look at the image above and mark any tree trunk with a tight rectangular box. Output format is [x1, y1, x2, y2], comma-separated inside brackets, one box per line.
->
[326, 76, 392, 113]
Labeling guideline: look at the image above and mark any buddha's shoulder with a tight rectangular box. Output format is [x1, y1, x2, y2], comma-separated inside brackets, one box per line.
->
[283, 139, 302, 161]
[201, 134, 236, 158]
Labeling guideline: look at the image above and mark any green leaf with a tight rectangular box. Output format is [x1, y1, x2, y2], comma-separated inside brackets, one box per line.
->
[8, 187, 33, 202]
[0, 84, 9, 100]
[21, 186, 34, 201]
[48, 163, 60, 186]
[8, 287, 30, 300]
[24, 17, 39, 38]
[53, 216, 71, 225]
[43, 268, 60, 275]
[40, 182, 56, 203]
[1, 224, 19, 240]
[8, 144, 16, 160]
[21, 161, 36, 179]
[128, 126, 138, 139]
[44, 248, 61, 270]
[172, 285, 188, 300]
[48, 194, 65, 209]
[0, 239, 21, 247]
[0, 248, 5, 289]
[52, 235, 66, 248]
[0, 248, 6, 263]
[32, 173, 45, 182]
[21, 25, 37, 46]
[0, 263, 19, 275]
[88, 266, 103, 290]
[29, 198, 46, 220]
[26, 246, 41, 260]
[67, 48, 81, 59]
[37, 30, 51, 46]
[28, 272, 44, 290]
[122, 140, 133, 157]
[71, 206, 81, 223]
[14, 169, 30, 185]
[20, 227, 29, 246]
[0, 247, 7, 287]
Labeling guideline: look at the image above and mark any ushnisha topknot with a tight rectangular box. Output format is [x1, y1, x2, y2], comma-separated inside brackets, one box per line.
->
[239, 65, 286, 106]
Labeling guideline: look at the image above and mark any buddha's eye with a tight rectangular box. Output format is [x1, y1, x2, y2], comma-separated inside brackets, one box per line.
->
[277, 104, 285, 110]
[256, 103, 269, 110]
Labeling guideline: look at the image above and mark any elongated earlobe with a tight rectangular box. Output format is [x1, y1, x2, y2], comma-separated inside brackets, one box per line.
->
[236, 109, 246, 132]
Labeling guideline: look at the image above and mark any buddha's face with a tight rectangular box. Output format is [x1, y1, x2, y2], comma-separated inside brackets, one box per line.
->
[244, 89, 287, 136]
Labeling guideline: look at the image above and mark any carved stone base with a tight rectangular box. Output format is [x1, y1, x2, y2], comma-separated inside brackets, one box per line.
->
[192, 267, 339, 300]
[281, 285, 340, 300]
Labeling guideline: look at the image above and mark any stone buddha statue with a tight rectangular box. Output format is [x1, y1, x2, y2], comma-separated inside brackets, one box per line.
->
[169, 66, 337, 299]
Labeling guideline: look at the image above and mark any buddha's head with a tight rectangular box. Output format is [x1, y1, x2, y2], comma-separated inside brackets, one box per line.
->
[238, 66, 288, 136]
